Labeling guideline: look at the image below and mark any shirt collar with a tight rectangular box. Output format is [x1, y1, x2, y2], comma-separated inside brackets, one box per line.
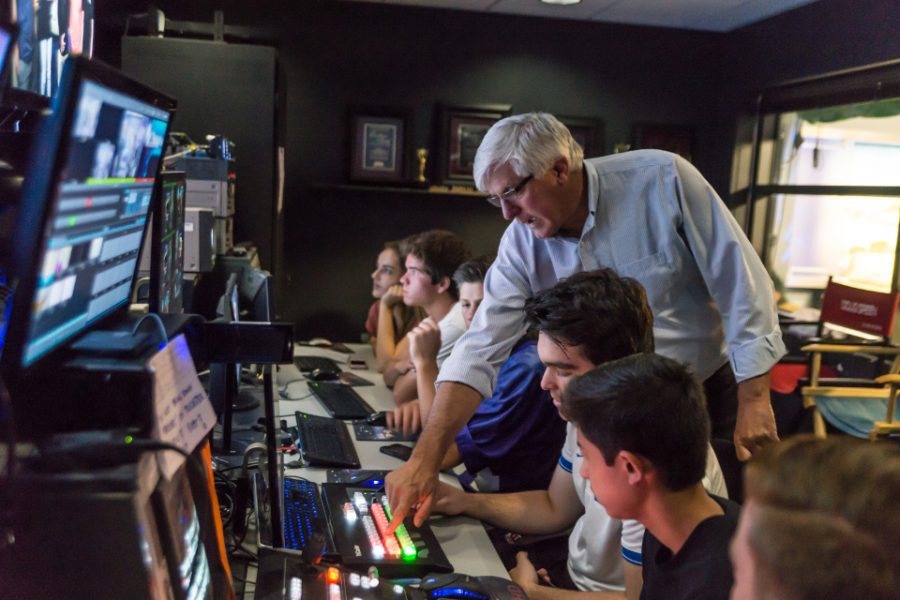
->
[580, 160, 599, 238]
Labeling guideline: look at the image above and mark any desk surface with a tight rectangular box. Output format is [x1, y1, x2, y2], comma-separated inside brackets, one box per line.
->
[275, 343, 507, 579]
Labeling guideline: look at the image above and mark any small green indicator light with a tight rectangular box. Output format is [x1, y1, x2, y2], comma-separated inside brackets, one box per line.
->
[124, 435, 134, 444]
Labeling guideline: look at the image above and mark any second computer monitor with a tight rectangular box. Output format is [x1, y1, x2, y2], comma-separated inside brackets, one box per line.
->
[149, 170, 186, 314]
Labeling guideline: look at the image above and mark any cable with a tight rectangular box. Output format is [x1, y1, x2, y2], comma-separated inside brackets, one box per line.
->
[0, 373, 17, 543]
[278, 377, 307, 391]
[279, 390, 314, 401]
[131, 312, 169, 347]
[0, 374, 16, 487]
[213, 469, 237, 528]
[122, 438, 208, 486]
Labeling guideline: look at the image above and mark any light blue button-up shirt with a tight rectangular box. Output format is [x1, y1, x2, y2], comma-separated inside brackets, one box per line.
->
[438, 150, 786, 398]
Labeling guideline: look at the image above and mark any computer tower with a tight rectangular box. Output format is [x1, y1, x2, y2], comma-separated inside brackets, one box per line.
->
[1, 454, 176, 600]
[184, 207, 216, 273]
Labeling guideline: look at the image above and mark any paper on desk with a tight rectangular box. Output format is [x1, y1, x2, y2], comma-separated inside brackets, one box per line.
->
[150, 334, 216, 480]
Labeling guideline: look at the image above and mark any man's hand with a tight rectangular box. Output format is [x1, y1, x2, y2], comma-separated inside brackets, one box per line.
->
[408, 318, 441, 367]
[386, 382, 484, 532]
[734, 372, 779, 461]
[387, 400, 421, 436]
[382, 284, 404, 308]
[385, 456, 438, 531]
[432, 482, 468, 515]
[509, 552, 540, 594]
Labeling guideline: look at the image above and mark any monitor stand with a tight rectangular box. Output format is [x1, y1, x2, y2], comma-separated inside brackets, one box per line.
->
[209, 362, 253, 457]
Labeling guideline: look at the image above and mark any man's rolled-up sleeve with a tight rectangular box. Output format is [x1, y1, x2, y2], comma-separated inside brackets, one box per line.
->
[671, 156, 787, 382]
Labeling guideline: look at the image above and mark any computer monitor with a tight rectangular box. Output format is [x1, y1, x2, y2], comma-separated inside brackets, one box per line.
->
[7, 1, 95, 97]
[1, 56, 175, 372]
[148, 170, 186, 314]
[217, 272, 240, 323]
[239, 266, 274, 322]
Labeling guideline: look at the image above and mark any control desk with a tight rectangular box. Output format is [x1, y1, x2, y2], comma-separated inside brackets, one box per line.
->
[246, 343, 507, 597]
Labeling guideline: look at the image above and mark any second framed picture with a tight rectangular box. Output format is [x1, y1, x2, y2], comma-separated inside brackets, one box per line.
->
[558, 115, 605, 158]
[632, 123, 695, 162]
[437, 103, 512, 187]
[348, 107, 411, 183]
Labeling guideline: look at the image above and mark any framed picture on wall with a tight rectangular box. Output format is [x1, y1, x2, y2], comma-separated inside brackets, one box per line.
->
[632, 123, 695, 162]
[349, 107, 410, 183]
[437, 103, 512, 187]
[559, 115, 606, 157]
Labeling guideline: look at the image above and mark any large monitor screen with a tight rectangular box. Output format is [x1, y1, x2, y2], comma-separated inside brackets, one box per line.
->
[5, 57, 174, 369]
[8, 0, 94, 97]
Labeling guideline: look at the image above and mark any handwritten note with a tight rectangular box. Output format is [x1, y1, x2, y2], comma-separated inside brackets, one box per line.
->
[150, 334, 216, 480]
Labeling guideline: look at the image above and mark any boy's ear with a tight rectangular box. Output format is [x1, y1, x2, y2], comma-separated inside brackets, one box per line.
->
[619, 451, 653, 486]
[435, 275, 451, 295]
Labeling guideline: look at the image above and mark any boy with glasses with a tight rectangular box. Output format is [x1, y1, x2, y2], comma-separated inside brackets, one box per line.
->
[388, 229, 470, 405]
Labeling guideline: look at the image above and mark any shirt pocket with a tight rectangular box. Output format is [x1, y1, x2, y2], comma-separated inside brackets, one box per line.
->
[617, 245, 682, 310]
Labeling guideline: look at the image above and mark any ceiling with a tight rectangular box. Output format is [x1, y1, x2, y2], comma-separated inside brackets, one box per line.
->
[340, 0, 822, 32]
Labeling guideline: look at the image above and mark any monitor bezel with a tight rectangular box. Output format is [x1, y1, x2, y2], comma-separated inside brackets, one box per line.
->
[1, 56, 176, 376]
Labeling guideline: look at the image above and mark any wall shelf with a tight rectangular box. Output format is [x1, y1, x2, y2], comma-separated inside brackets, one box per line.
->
[312, 183, 485, 200]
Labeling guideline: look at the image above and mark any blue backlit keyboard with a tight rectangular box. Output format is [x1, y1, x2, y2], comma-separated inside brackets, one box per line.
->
[282, 477, 330, 554]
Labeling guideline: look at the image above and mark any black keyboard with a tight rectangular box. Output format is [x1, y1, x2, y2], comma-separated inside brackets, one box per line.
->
[282, 476, 332, 554]
[294, 356, 342, 373]
[295, 412, 361, 468]
[307, 381, 374, 419]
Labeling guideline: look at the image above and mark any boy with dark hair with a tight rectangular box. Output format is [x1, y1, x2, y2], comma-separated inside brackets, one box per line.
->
[433, 269, 726, 599]
[385, 229, 470, 404]
[562, 353, 739, 600]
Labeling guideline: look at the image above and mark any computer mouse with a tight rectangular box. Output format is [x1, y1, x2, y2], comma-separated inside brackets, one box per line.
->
[308, 337, 332, 347]
[366, 411, 389, 426]
[421, 574, 525, 600]
[422, 574, 489, 600]
[309, 367, 341, 381]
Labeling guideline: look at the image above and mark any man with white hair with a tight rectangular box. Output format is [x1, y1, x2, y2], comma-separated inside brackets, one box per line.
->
[386, 112, 784, 530]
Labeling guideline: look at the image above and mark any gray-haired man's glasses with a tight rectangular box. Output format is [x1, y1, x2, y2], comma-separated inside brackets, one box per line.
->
[485, 174, 534, 208]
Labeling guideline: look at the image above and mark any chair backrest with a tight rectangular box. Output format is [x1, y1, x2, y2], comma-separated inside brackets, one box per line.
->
[818, 278, 899, 341]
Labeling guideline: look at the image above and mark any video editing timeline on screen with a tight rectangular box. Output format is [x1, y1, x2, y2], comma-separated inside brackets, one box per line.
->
[23, 77, 169, 366]
[277, 476, 452, 579]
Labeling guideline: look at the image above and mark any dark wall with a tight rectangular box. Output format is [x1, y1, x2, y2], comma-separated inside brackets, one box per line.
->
[95, 0, 900, 341]
[726, 0, 900, 94]
[273, 3, 725, 341]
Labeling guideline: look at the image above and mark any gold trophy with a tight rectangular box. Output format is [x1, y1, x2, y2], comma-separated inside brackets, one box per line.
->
[416, 148, 429, 186]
